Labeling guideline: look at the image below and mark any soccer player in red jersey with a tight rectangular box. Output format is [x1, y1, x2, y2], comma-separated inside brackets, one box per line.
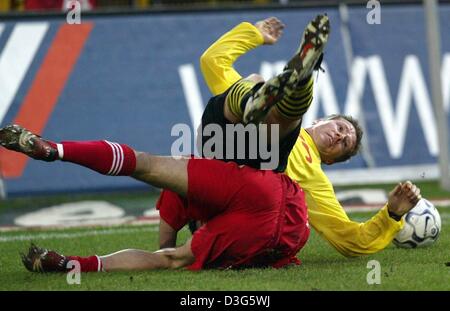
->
[0, 124, 311, 271]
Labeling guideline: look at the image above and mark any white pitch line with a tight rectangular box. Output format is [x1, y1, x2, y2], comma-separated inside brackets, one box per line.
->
[0, 226, 158, 243]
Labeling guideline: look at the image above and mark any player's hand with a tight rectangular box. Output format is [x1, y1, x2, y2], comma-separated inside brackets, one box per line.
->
[387, 181, 422, 218]
[254, 17, 285, 45]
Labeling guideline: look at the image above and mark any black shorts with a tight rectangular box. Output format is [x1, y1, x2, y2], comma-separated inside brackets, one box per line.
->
[197, 86, 301, 173]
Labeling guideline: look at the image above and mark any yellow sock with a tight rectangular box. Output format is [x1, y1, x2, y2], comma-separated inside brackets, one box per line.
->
[275, 76, 314, 119]
[226, 79, 256, 119]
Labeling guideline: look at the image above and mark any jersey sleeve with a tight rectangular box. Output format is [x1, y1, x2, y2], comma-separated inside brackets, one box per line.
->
[306, 175, 404, 257]
[200, 22, 264, 96]
[286, 132, 404, 257]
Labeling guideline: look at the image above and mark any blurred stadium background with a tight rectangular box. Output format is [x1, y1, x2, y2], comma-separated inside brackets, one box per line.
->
[1, 0, 449, 194]
[0, 0, 449, 252]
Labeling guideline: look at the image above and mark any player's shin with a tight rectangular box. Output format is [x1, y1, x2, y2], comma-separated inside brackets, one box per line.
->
[58, 140, 137, 176]
[225, 79, 256, 120]
[0, 125, 137, 175]
[100, 249, 174, 271]
[274, 75, 314, 120]
[243, 72, 314, 124]
[66, 255, 104, 272]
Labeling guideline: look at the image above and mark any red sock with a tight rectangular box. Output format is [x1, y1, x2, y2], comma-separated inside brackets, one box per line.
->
[66, 255, 103, 272]
[51, 140, 136, 176]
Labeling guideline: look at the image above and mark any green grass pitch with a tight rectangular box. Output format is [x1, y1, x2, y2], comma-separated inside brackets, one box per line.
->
[0, 181, 449, 291]
[1, 211, 449, 290]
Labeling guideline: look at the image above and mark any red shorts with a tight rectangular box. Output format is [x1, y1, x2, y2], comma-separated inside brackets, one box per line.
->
[156, 158, 309, 270]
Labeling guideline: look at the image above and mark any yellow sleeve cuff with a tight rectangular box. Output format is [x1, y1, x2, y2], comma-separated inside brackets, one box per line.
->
[381, 204, 404, 229]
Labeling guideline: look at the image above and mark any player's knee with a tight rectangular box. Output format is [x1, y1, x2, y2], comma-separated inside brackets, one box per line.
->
[153, 248, 177, 269]
[164, 254, 194, 269]
[154, 248, 193, 269]
[168, 258, 187, 269]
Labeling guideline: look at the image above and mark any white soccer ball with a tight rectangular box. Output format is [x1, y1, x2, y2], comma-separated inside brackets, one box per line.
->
[393, 198, 441, 248]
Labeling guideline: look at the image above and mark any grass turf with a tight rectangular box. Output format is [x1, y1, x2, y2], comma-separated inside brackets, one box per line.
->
[0, 180, 449, 291]
[0, 208, 448, 291]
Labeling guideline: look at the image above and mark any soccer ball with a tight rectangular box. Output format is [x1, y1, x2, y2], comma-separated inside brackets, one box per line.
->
[393, 198, 441, 248]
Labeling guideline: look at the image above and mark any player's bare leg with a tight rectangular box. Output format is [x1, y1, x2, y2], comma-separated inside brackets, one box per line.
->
[100, 239, 195, 271]
[0, 125, 198, 272]
[200, 17, 284, 96]
[132, 152, 189, 196]
[20, 239, 195, 273]
[0, 124, 189, 196]
[159, 218, 178, 249]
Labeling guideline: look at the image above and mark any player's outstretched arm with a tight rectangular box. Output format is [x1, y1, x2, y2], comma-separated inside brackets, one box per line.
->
[306, 175, 422, 257]
[200, 17, 283, 95]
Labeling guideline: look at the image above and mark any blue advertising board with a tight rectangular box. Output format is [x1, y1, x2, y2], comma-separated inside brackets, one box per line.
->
[0, 4, 449, 195]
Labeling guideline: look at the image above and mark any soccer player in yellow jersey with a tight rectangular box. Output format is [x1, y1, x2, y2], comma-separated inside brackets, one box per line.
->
[195, 15, 422, 257]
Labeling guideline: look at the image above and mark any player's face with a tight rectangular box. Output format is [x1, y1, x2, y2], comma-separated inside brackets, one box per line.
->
[309, 118, 357, 164]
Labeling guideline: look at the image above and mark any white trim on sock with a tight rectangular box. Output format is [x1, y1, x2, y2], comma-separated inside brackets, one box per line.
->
[105, 140, 118, 175]
[105, 141, 124, 175]
[56, 143, 64, 160]
[96, 255, 102, 272]
[111, 142, 124, 175]
[110, 143, 121, 175]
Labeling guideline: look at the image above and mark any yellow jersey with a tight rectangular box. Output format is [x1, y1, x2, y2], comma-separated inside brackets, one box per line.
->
[200, 21, 403, 257]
